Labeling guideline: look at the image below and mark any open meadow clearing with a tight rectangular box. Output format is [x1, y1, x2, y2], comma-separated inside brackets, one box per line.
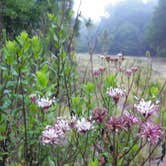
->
[77, 53, 166, 78]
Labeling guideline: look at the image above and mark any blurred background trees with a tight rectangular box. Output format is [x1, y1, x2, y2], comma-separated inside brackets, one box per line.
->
[0, 0, 45, 38]
[0, 0, 75, 39]
[0, 0, 166, 56]
[146, 0, 166, 56]
[76, 0, 166, 57]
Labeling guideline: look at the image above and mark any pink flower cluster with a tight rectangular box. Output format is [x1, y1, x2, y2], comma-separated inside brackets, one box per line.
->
[92, 67, 106, 77]
[41, 118, 70, 145]
[137, 121, 162, 144]
[106, 112, 139, 132]
[106, 116, 126, 132]
[102, 96, 162, 144]
[134, 99, 159, 118]
[40, 116, 94, 145]
[126, 66, 138, 77]
[92, 108, 108, 124]
[123, 111, 139, 127]
[105, 111, 162, 144]
[106, 87, 126, 103]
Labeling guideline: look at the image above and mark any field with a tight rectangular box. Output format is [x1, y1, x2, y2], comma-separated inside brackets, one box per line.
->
[77, 53, 166, 78]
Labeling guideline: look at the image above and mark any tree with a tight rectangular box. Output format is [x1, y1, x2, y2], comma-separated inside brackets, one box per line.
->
[0, 0, 77, 41]
[102, 0, 155, 55]
[0, 0, 46, 38]
[76, 0, 155, 56]
[146, 0, 166, 56]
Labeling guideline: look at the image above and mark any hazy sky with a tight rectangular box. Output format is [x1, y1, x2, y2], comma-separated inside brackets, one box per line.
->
[74, 0, 152, 22]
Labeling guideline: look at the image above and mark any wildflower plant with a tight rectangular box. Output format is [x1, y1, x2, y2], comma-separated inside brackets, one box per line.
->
[0, 11, 166, 166]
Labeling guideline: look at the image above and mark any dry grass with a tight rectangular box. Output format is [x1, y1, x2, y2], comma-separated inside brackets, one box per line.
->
[76, 53, 166, 80]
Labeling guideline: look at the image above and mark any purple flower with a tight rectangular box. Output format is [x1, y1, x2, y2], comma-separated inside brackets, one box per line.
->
[92, 108, 108, 124]
[106, 87, 126, 104]
[122, 111, 139, 127]
[131, 66, 138, 72]
[134, 99, 159, 118]
[126, 69, 133, 77]
[106, 116, 126, 132]
[93, 69, 101, 77]
[92, 67, 105, 77]
[126, 66, 138, 77]
[29, 94, 37, 103]
[138, 121, 162, 144]
[99, 67, 106, 73]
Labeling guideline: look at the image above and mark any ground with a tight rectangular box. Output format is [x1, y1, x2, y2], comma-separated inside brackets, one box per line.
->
[77, 53, 166, 79]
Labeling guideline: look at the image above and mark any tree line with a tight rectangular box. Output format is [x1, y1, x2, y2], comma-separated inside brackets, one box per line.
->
[76, 0, 166, 57]
[0, 0, 166, 56]
[0, 0, 75, 39]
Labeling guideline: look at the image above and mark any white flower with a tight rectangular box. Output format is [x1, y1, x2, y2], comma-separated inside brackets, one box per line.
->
[36, 97, 53, 109]
[107, 87, 125, 98]
[41, 117, 71, 145]
[56, 117, 71, 132]
[76, 118, 93, 133]
[134, 99, 159, 118]
[41, 125, 64, 145]
[106, 87, 126, 103]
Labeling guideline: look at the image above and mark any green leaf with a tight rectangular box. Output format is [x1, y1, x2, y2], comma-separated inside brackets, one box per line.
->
[132, 144, 139, 152]
[105, 75, 117, 87]
[53, 34, 58, 42]
[18, 145, 23, 160]
[0, 135, 6, 141]
[19, 31, 28, 42]
[150, 86, 159, 97]
[0, 124, 7, 133]
[4, 40, 17, 65]
[36, 70, 49, 88]
[72, 96, 80, 105]
[84, 82, 95, 93]
[48, 157, 55, 166]
[88, 159, 99, 166]
[41, 64, 48, 73]
[31, 36, 41, 58]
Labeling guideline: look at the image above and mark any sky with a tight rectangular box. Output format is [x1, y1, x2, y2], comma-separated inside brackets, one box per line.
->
[74, 0, 152, 22]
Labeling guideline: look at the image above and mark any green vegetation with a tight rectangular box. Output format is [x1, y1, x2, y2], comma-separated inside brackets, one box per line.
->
[76, 0, 166, 57]
[146, 0, 166, 56]
[0, 0, 74, 38]
[0, 0, 166, 165]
